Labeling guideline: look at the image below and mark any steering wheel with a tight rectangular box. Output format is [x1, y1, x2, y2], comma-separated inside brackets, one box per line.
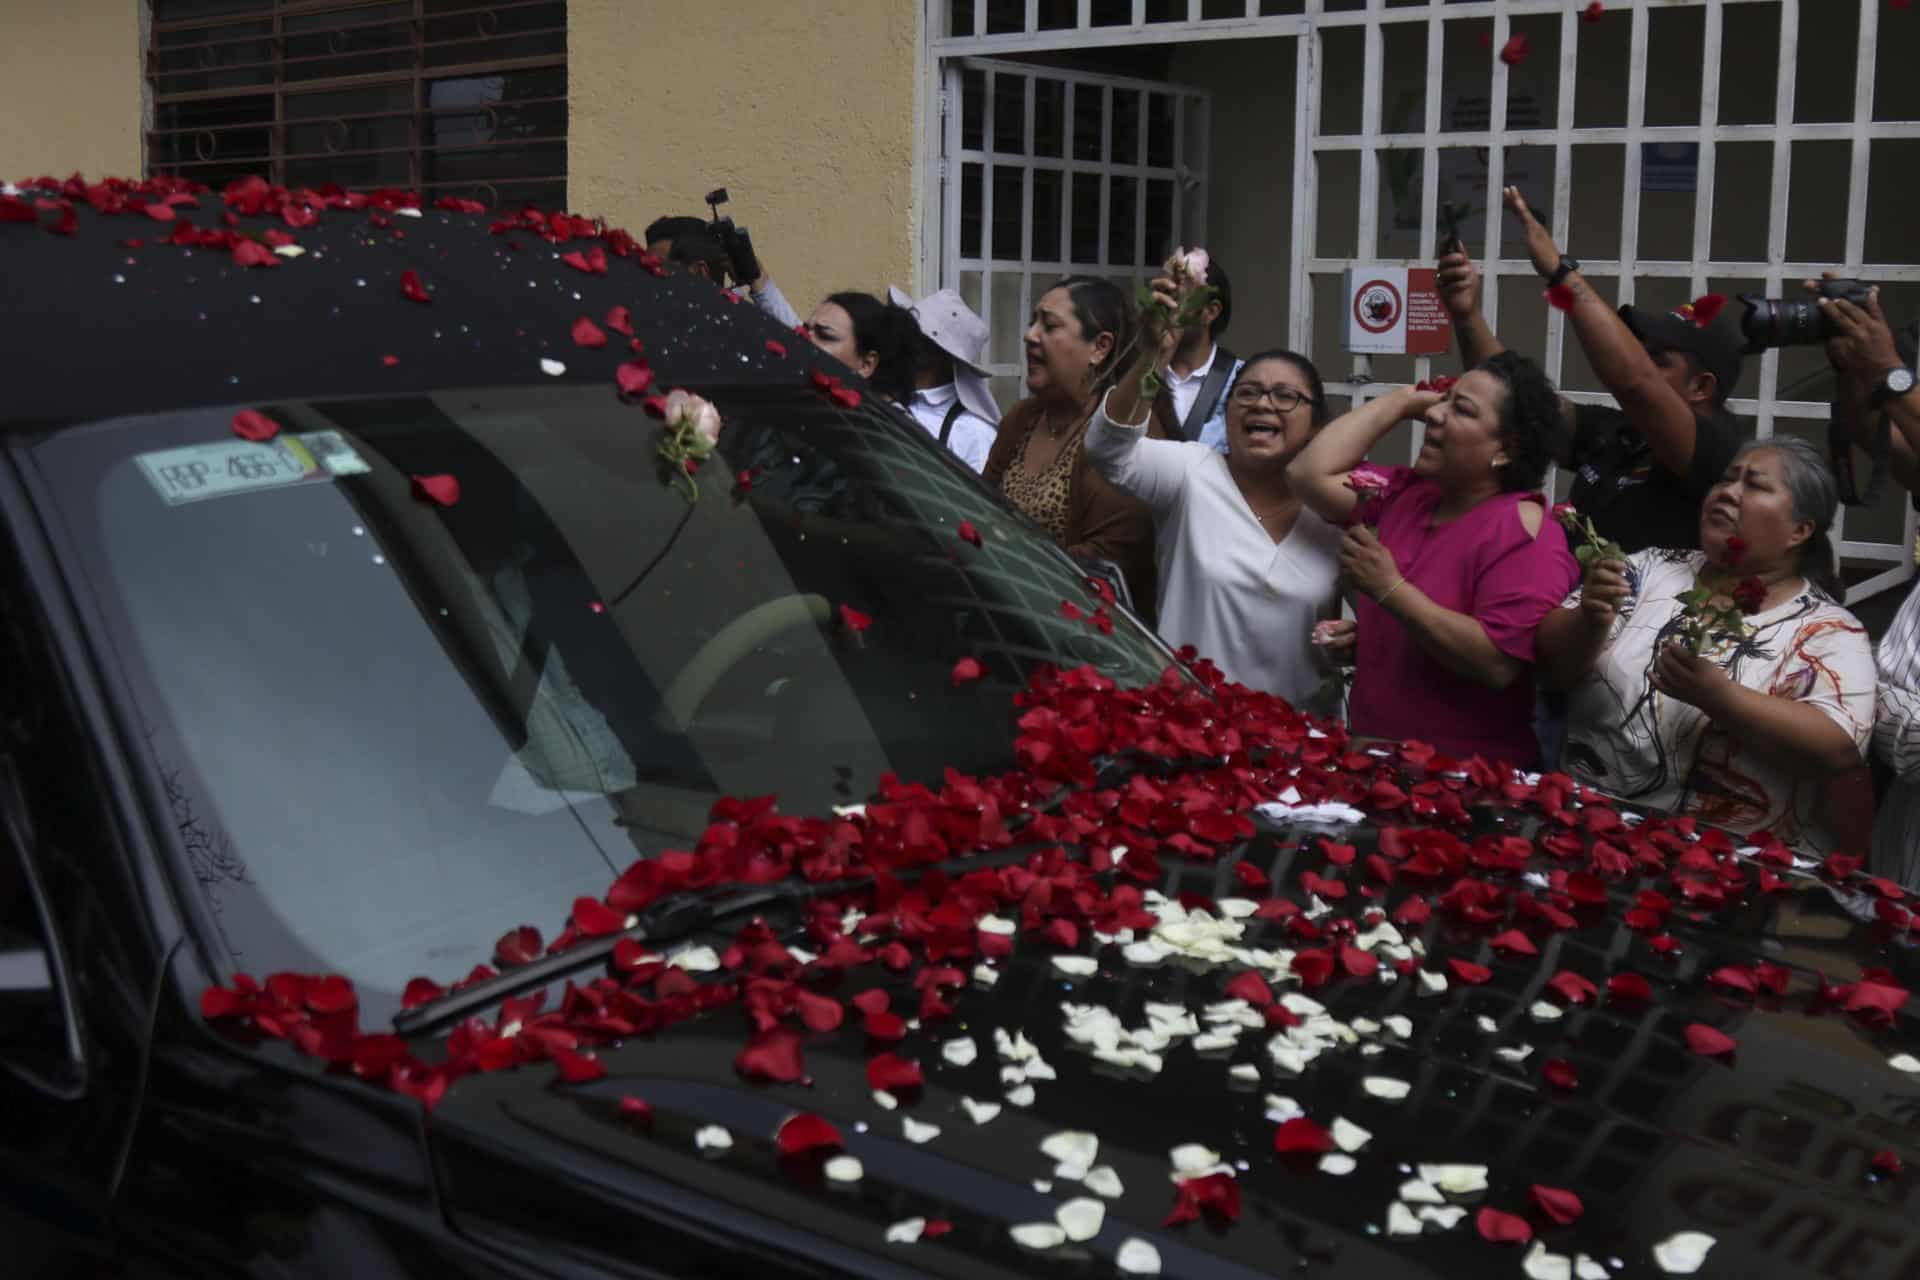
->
[653, 593, 832, 732]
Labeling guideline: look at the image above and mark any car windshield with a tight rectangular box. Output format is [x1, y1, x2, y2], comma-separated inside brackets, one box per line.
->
[28, 385, 1173, 1011]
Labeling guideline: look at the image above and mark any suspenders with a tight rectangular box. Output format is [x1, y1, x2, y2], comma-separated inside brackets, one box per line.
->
[938, 400, 964, 447]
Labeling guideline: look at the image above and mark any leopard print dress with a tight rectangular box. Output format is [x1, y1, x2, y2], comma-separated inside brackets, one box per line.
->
[999, 422, 1077, 544]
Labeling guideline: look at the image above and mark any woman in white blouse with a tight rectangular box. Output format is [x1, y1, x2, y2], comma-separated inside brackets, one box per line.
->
[1084, 284, 1344, 707]
[1536, 437, 1875, 854]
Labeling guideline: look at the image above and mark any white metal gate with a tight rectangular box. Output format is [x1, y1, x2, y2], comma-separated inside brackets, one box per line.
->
[929, 0, 1920, 604]
[936, 56, 1210, 408]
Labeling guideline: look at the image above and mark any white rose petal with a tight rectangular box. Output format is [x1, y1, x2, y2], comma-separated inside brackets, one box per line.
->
[942, 1037, 979, 1067]
[1331, 1117, 1372, 1153]
[1652, 1232, 1716, 1274]
[1890, 1053, 1920, 1074]
[1575, 1255, 1610, 1280]
[1476, 1015, 1499, 1034]
[902, 1117, 941, 1144]
[1084, 1166, 1125, 1198]
[1398, 1178, 1443, 1205]
[832, 803, 866, 818]
[824, 1155, 863, 1183]
[1169, 1144, 1222, 1178]
[1382, 1015, 1414, 1039]
[1530, 1001, 1565, 1023]
[1229, 1063, 1261, 1083]
[974, 964, 1001, 988]
[886, 1217, 925, 1244]
[1218, 898, 1259, 919]
[1363, 1076, 1411, 1101]
[272, 244, 306, 258]
[1264, 1094, 1305, 1122]
[1523, 1243, 1573, 1280]
[395, 206, 423, 217]
[1006, 1083, 1037, 1108]
[1056, 1197, 1105, 1243]
[1386, 1202, 1424, 1236]
[539, 358, 567, 376]
[670, 945, 720, 972]
[1053, 956, 1099, 977]
[872, 1090, 898, 1110]
[1495, 1044, 1536, 1063]
[1010, 1223, 1067, 1251]
[1418, 1163, 1489, 1195]
[1318, 1153, 1357, 1175]
[978, 914, 1016, 935]
[1041, 1131, 1100, 1175]
[961, 1097, 1002, 1125]
[1418, 1205, 1468, 1229]
[694, 1125, 733, 1152]
[1116, 1237, 1162, 1275]
[1193, 1031, 1240, 1053]
[1418, 970, 1449, 996]
[1032, 1179, 1053, 1193]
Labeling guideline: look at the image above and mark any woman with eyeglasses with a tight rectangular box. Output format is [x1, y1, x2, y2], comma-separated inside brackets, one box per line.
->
[1084, 277, 1345, 706]
[1287, 354, 1579, 766]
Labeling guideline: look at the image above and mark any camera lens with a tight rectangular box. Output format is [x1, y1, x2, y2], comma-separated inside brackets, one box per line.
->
[1737, 294, 1833, 351]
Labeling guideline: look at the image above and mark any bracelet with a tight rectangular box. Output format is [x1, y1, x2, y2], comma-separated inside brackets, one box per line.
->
[1377, 576, 1407, 607]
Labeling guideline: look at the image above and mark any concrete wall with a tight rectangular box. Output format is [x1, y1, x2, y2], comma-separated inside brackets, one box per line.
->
[0, 0, 146, 180]
[568, 0, 924, 323]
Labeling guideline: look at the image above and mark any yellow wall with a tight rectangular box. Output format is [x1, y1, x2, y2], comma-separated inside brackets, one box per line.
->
[569, 0, 923, 322]
[0, 0, 146, 180]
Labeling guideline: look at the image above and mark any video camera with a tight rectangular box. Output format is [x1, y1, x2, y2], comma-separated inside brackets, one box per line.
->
[1737, 278, 1874, 353]
[704, 188, 763, 288]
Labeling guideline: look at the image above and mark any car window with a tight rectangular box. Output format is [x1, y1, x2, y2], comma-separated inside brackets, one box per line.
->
[28, 387, 1175, 1014]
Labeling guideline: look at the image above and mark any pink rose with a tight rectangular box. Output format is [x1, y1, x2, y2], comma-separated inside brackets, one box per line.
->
[1345, 463, 1393, 497]
[665, 390, 722, 452]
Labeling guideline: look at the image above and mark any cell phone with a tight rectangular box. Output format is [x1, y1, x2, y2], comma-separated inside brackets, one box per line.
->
[1437, 201, 1466, 258]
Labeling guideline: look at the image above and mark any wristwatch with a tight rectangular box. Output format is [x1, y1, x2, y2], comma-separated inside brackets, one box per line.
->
[1545, 256, 1581, 288]
[1871, 366, 1917, 407]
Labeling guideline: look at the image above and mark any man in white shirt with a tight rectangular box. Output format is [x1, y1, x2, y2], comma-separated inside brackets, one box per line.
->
[1156, 257, 1243, 453]
[887, 286, 999, 473]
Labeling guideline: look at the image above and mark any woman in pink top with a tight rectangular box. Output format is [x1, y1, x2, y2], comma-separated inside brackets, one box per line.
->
[1288, 353, 1578, 766]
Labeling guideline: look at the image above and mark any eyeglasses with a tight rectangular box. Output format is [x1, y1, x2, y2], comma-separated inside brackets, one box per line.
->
[1229, 384, 1309, 411]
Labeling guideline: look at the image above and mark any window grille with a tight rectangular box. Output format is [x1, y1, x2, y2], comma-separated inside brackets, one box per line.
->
[147, 0, 566, 212]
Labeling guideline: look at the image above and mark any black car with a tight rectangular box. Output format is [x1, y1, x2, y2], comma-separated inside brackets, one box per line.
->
[2, 175, 1918, 1280]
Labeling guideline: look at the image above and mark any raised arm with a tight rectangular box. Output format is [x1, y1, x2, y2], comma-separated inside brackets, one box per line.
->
[1083, 278, 1193, 512]
[1505, 187, 1704, 480]
[1287, 385, 1443, 524]
[1437, 247, 1506, 369]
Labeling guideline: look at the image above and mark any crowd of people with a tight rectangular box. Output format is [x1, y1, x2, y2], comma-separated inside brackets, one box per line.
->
[650, 189, 1920, 884]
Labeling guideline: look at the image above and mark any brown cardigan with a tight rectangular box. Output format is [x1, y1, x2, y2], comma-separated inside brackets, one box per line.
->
[983, 392, 1174, 618]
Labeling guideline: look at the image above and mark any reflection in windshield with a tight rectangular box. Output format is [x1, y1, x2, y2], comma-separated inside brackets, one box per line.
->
[40, 386, 1173, 1006]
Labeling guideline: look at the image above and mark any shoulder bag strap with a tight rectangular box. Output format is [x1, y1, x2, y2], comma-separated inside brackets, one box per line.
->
[1182, 347, 1237, 440]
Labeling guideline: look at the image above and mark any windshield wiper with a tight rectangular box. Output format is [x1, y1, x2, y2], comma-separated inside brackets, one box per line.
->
[390, 838, 1067, 1037]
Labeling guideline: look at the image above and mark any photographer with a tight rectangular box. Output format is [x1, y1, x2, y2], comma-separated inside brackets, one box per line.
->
[647, 199, 801, 328]
[1439, 187, 1743, 554]
[1822, 278, 1920, 886]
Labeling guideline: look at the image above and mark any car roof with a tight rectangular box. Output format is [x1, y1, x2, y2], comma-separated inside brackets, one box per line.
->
[0, 176, 820, 430]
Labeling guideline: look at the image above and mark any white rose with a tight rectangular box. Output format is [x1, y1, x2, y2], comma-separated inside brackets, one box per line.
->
[665, 390, 722, 451]
[1180, 247, 1210, 287]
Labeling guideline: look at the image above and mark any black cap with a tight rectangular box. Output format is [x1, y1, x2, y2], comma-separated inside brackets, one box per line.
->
[1619, 303, 1744, 403]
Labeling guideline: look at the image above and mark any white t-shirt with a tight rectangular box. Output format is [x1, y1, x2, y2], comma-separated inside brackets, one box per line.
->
[902, 382, 996, 474]
[1559, 549, 1876, 853]
[1083, 392, 1344, 707]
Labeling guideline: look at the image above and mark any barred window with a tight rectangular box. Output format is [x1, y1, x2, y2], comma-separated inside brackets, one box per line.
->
[147, 1, 566, 211]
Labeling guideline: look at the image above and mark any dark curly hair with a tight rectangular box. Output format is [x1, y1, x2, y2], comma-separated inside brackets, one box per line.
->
[1477, 350, 1564, 493]
[823, 290, 923, 404]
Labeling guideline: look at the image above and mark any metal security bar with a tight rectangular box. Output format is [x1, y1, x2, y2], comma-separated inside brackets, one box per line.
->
[146, 0, 566, 212]
[942, 57, 1209, 410]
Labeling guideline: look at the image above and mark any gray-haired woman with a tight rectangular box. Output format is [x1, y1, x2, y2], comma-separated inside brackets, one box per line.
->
[1535, 435, 1876, 854]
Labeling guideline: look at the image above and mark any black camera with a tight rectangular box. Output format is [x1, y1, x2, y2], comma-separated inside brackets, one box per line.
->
[703, 187, 762, 287]
[1737, 278, 1874, 353]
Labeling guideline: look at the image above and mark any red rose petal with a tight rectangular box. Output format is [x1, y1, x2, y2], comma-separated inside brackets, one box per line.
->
[494, 925, 543, 967]
[866, 1052, 924, 1092]
[1545, 283, 1576, 311]
[1475, 1206, 1533, 1245]
[619, 1095, 653, 1127]
[1872, 1149, 1903, 1177]
[382, 354, 400, 367]
[1272, 1117, 1334, 1154]
[1499, 33, 1530, 67]
[1545, 970, 1599, 1005]
[1606, 972, 1652, 1003]
[1542, 1057, 1579, 1090]
[957, 519, 983, 547]
[839, 604, 872, 633]
[1225, 970, 1274, 1008]
[551, 1048, 606, 1083]
[863, 1009, 907, 1041]
[922, 1219, 953, 1238]
[1683, 1023, 1737, 1057]
[793, 988, 845, 1032]
[231, 409, 280, 442]
[736, 1028, 806, 1082]
[1530, 1184, 1583, 1225]
[850, 988, 890, 1016]
[774, 1111, 843, 1155]
[765, 339, 787, 358]
[1447, 958, 1492, 985]
[951, 656, 984, 686]
[401, 976, 446, 1009]
[232, 239, 278, 269]
[1490, 929, 1538, 957]
[572, 315, 608, 348]
[571, 896, 627, 937]
[1689, 294, 1727, 327]
[615, 360, 654, 397]
[410, 473, 460, 507]
[304, 974, 356, 1015]
[1583, 2, 1605, 22]
[604, 305, 633, 336]
[1340, 943, 1379, 979]
[399, 268, 431, 303]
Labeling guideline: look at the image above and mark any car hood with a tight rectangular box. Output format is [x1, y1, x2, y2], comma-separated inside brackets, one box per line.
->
[420, 818, 1920, 1280]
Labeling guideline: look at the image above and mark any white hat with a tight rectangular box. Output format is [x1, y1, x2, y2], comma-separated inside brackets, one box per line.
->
[889, 285, 1001, 425]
